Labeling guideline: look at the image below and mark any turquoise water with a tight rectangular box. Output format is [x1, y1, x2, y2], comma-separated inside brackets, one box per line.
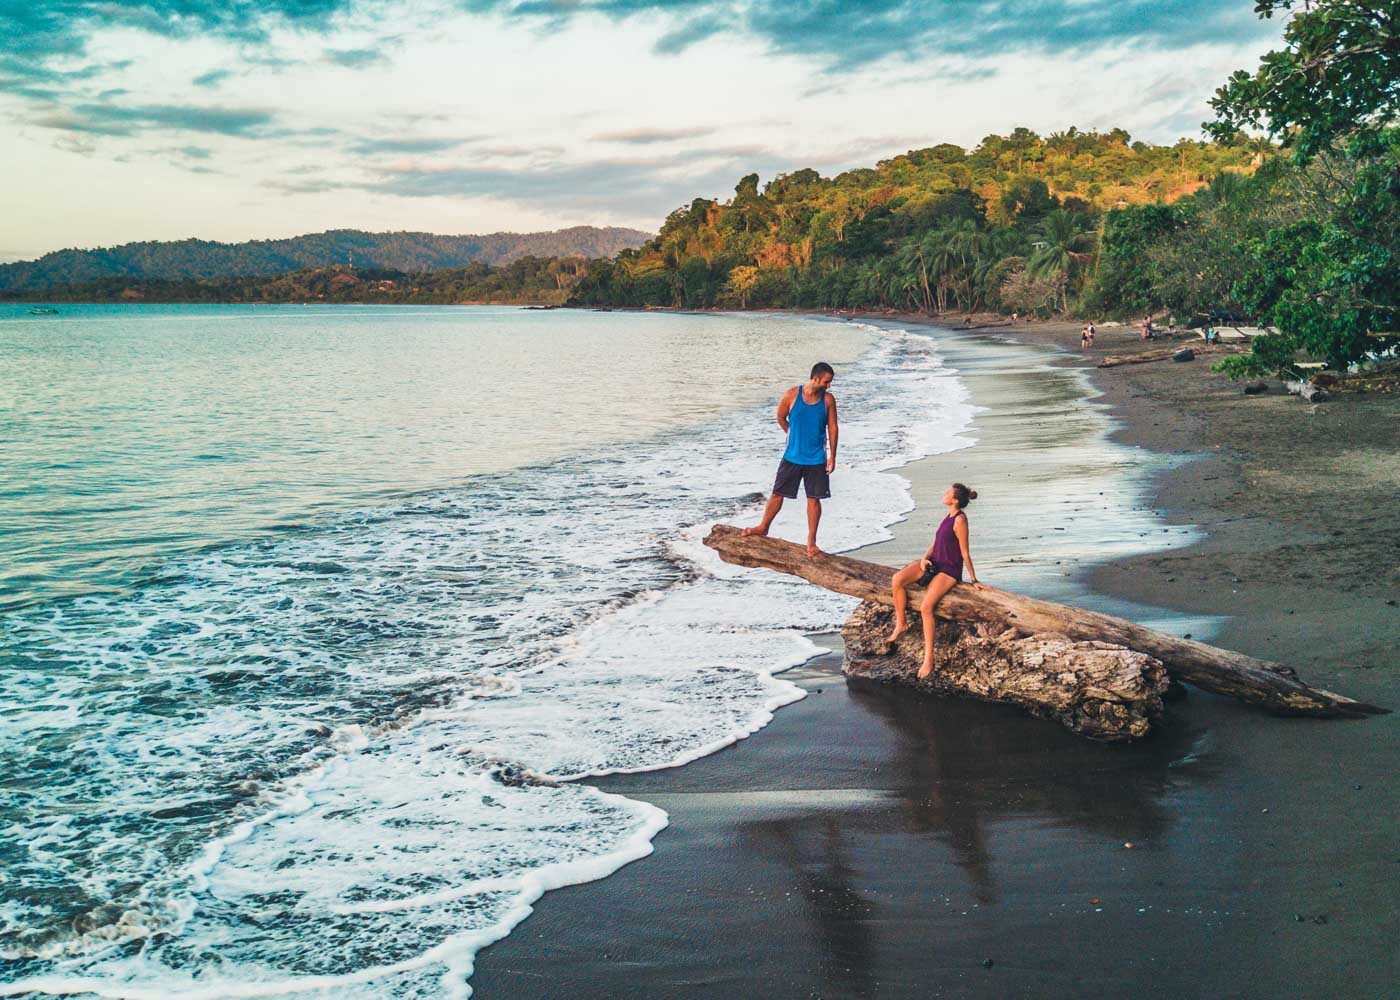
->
[0, 304, 980, 997]
[0, 304, 864, 609]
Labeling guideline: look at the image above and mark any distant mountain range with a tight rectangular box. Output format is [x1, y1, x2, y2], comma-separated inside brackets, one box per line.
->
[0, 227, 651, 294]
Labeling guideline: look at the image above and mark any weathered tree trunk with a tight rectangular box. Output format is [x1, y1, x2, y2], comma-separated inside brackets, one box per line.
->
[842, 601, 1167, 740]
[1097, 344, 1239, 368]
[703, 525, 1385, 719]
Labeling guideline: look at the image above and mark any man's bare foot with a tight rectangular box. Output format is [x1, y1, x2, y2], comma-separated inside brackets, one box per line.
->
[741, 525, 769, 537]
[886, 620, 910, 645]
[917, 656, 935, 680]
[806, 541, 822, 558]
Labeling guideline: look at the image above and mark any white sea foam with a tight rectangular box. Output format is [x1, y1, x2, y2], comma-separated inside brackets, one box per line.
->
[0, 323, 975, 997]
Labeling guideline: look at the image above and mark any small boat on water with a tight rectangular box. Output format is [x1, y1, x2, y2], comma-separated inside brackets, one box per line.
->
[28, 307, 59, 315]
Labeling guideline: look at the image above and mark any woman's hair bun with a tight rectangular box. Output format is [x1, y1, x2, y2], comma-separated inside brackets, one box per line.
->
[951, 482, 976, 507]
[969, 489, 978, 500]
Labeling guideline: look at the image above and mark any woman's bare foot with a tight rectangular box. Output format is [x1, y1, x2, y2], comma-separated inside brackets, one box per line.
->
[886, 620, 910, 645]
[741, 525, 769, 537]
[917, 654, 935, 679]
[806, 541, 822, 558]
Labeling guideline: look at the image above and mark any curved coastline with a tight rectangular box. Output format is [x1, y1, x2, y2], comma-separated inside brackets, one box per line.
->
[469, 319, 1286, 996]
[474, 313, 1396, 998]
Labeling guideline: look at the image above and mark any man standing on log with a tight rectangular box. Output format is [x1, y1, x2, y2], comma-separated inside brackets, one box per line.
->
[742, 362, 838, 558]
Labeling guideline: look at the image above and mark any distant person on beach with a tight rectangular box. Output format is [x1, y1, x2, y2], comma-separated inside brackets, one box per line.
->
[1141, 315, 1154, 341]
[1087, 321, 1095, 345]
[742, 362, 839, 558]
[885, 483, 983, 678]
[1081, 325, 1091, 349]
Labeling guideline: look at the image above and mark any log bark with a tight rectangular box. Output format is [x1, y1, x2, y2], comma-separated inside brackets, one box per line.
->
[703, 525, 1386, 718]
[842, 601, 1168, 740]
[1098, 344, 1239, 368]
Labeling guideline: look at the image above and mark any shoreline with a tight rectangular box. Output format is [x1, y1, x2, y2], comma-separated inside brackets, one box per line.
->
[470, 316, 1397, 996]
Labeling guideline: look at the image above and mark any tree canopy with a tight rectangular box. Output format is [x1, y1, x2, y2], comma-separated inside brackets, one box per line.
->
[568, 127, 1258, 316]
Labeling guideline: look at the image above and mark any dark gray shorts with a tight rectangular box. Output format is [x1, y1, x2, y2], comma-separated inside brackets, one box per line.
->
[773, 459, 830, 500]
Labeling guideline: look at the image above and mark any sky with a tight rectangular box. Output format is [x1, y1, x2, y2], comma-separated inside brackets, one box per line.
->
[0, 1, 1285, 261]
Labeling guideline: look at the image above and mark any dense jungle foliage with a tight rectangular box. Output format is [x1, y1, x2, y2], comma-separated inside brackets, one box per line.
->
[566, 128, 1262, 317]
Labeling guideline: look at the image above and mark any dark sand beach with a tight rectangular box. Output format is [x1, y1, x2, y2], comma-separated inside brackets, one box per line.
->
[471, 320, 1398, 998]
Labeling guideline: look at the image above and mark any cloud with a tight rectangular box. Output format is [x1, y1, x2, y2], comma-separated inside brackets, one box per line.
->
[475, 144, 566, 157]
[592, 126, 716, 144]
[30, 103, 277, 138]
[0, 1, 1281, 96]
[0, 2, 352, 89]
[262, 175, 346, 195]
[324, 47, 388, 68]
[193, 69, 234, 88]
[483, 1, 1279, 71]
[348, 135, 481, 154]
[356, 147, 800, 220]
[654, 14, 728, 54]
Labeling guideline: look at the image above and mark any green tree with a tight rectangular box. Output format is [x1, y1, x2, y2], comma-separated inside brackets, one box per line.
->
[1028, 209, 1096, 311]
[1207, 0, 1399, 160]
[1205, 0, 1398, 374]
[724, 265, 759, 308]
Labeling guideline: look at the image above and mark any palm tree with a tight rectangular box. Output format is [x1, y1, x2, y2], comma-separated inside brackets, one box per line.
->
[1200, 170, 1245, 209]
[944, 218, 988, 312]
[895, 237, 933, 312]
[1028, 209, 1097, 311]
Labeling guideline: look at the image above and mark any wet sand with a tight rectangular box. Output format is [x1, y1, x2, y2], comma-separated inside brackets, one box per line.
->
[471, 321, 1397, 998]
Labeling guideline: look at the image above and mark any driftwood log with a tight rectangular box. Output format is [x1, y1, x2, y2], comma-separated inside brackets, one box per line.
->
[703, 525, 1385, 721]
[842, 601, 1168, 740]
[1097, 343, 1240, 368]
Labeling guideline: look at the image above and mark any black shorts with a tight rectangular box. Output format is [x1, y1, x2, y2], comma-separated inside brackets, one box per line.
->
[772, 459, 830, 500]
[917, 563, 960, 586]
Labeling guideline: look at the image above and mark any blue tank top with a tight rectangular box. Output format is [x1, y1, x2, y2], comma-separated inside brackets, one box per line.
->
[783, 385, 827, 466]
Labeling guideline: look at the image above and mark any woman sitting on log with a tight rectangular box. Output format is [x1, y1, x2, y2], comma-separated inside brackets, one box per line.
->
[887, 482, 983, 678]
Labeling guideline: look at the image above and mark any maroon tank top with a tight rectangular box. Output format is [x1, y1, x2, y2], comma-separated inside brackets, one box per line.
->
[928, 512, 964, 580]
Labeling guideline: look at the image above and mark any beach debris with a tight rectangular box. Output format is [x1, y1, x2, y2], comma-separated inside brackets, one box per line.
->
[1286, 379, 1330, 403]
[704, 525, 1388, 724]
[1243, 381, 1269, 395]
[1312, 914, 1329, 925]
[1123, 842, 1135, 849]
[1293, 913, 1305, 922]
[1089, 898, 1102, 905]
[1097, 344, 1241, 368]
[981, 958, 995, 968]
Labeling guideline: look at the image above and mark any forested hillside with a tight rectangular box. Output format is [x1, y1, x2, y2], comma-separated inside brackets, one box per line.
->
[569, 0, 1395, 378]
[0, 227, 648, 294]
[568, 128, 1262, 314]
[7, 257, 588, 306]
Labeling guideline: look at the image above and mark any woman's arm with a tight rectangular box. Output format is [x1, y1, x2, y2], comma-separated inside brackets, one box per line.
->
[953, 515, 980, 586]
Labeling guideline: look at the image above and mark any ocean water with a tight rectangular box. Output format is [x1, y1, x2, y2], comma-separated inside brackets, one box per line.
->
[0, 305, 976, 997]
